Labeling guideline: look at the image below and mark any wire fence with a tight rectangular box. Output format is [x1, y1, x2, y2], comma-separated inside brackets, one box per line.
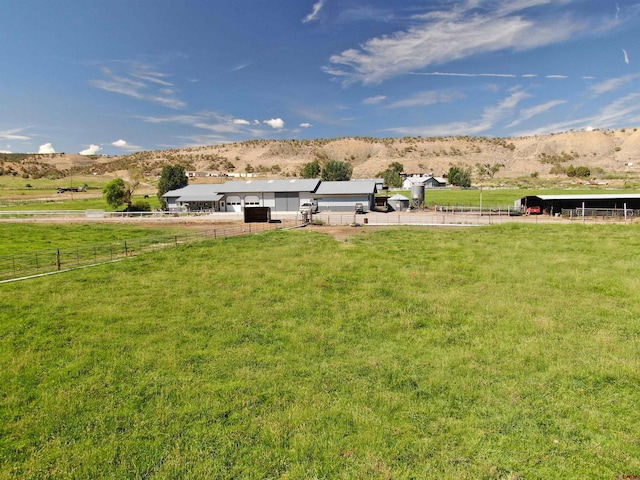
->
[0, 220, 299, 282]
[315, 211, 524, 226]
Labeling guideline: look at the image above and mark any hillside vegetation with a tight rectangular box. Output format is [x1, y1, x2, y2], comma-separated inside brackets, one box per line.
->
[3, 127, 640, 183]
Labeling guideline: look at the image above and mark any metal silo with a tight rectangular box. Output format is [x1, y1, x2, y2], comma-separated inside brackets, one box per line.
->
[411, 182, 425, 209]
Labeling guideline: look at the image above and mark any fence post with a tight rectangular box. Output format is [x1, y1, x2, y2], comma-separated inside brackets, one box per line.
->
[124, 241, 128, 257]
[35, 252, 39, 271]
[175, 235, 178, 247]
[57, 249, 61, 271]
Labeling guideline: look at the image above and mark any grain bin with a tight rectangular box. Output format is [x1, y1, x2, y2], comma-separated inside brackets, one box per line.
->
[411, 182, 425, 209]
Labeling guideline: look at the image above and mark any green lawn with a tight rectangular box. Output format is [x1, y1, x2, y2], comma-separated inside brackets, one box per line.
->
[1, 224, 639, 478]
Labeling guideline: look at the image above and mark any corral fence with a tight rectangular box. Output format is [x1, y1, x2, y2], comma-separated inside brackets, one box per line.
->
[315, 208, 524, 227]
[562, 208, 638, 220]
[432, 204, 518, 215]
[0, 220, 299, 282]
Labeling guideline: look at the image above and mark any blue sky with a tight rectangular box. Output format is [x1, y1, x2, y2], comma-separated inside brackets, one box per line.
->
[1, 0, 640, 155]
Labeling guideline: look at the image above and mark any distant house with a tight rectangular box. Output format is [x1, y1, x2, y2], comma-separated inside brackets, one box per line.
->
[424, 176, 447, 188]
[402, 175, 446, 189]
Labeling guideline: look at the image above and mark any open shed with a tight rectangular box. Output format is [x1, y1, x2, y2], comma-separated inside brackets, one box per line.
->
[517, 194, 640, 215]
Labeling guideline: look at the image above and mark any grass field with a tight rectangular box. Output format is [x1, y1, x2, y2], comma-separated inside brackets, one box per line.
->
[1, 224, 639, 478]
[0, 223, 210, 256]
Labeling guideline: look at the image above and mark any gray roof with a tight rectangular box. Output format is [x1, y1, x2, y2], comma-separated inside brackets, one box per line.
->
[177, 193, 224, 202]
[388, 194, 410, 201]
[315, 180, 377, 195]
[219, 178, 320, 193]
[163, 184, 220, 198]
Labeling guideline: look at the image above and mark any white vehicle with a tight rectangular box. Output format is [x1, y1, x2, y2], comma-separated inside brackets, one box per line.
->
[300, 201, 318, 213]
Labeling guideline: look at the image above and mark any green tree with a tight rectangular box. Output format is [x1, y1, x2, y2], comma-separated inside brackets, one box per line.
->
[382, 169, 403, 188]
[574, 166, 591, 178]
[377, 162, 404, 188]
[301, 159, 321, 178]
[157, 165, 188, 208]
[476, 162, 504, 179]
[447, 166, 472, 187]
[321, 160, 352, 181]
[389, 161, 404, 174]
[102, 178, 132, 210]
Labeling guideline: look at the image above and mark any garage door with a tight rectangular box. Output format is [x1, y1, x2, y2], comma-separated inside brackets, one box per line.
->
[275, 192, 299, 211]
[226, 195, 242, 212]
[244, 195, 260, 206]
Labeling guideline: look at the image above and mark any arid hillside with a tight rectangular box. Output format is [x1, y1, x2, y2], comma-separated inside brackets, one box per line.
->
[3, 127, 640, 184]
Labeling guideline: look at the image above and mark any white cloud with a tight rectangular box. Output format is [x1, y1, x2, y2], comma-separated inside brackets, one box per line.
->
[325, 5, 586, 84]
[111, 139, 142, 151]
[303, 0, 325, 23]
[363, 95, 387, 105]
[300, 123, 313, 128]
[38, 143, 55, 154]
[233, 118, 251, 125]
[546, 75, 568, 79]
[263, 118, 285, 129]
[79, 144, 102, 155]
[0, 150, 12, 154]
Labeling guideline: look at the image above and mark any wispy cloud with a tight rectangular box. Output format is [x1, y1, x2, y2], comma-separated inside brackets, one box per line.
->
[384, 89, 529, 136]
[589, 73, 640, 96]
[622, 48, 630, 64]
[363, 95, 387, 105]
[410, 71, 517, 78]
[325, 2, 589, 84]
[303, 0, 325, 23]
[513, 92, 640, 136]
[300, 123, 313, 128]
[90, 62, 186, 109]
[386, 90, 465, 108]
[0, 127, 31, 141]
[506, 99, 566, 128]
